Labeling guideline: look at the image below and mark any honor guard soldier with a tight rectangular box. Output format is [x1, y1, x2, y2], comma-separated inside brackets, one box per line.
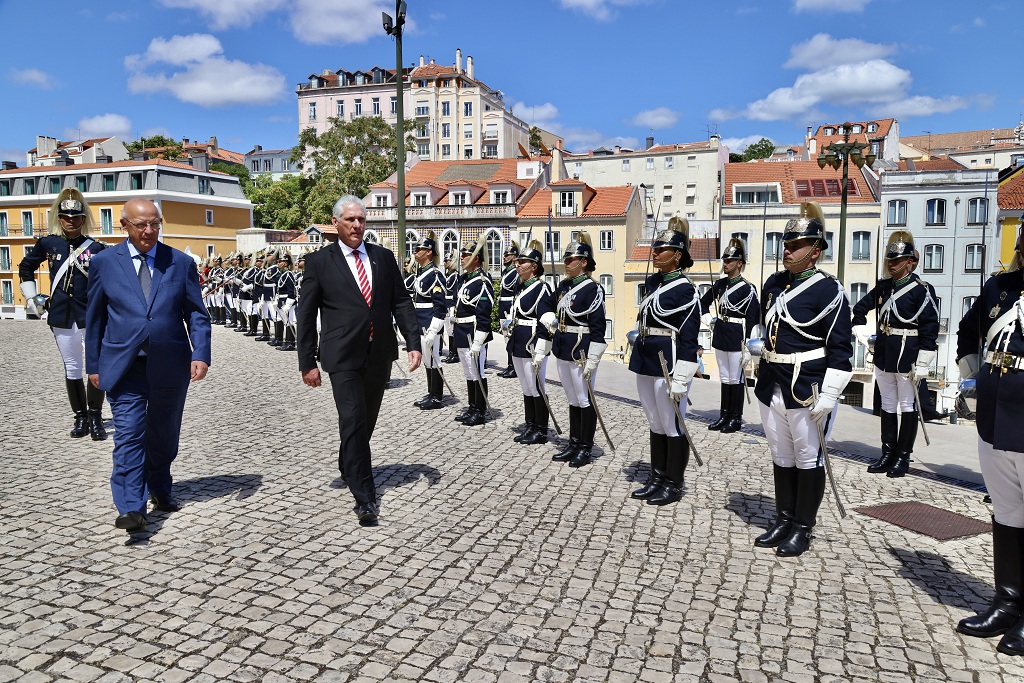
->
[248, 253, 266, 337]
[410, 232, 449, 410]
[403, 256, 416, 294]
[752, 202, 853, 557]
[223, 253, 239, 328]
[207, 256, 227, 324]
[700, 238, 760, 433]
[540, 231, 607, 468]
[508, 240, 555, 444]
[443, 251, 461, 363]
[628, 219, 702, 504]
[234, 254, 254, 334]
[262, 251, 282, 345]
[452, 240, 494, 426]
[955, 228, 1024, 656]
[497, 241, 521, 378]
[18, 188, 109, 440]
[276, 252, 298, 351]
[852, 231, 939, 478]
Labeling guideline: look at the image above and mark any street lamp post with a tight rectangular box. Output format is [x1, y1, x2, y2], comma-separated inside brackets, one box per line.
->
[817, 122, 877, 284]
[383, 1, 408, 260]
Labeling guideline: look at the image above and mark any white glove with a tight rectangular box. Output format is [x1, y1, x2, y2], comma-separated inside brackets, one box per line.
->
[280, 298, 295, 317]
[427, 317, 445, 337]
[958, 354, 979, 381]
[422, 331, 437, 351]
[500, 317, 514, 336]
[532, 338, 551, 370]
[540, 311, 558, 335]
[913, 349, 936, 381]
[582, 342, 607, 380]
[670, 360, 699, 402]
[741, 344, 751, 367]
[701, 312, 713, 329]
[470, 330, 487, 358]
[852, 324, 870, 348]
[809, 368, 853, 425]
[241, 283, 254, 293]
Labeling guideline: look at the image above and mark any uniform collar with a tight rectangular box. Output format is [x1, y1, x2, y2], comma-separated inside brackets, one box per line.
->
[788, 267, 816, 282]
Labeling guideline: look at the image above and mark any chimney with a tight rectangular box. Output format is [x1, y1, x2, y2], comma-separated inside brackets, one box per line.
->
[419, 55, 425, 67]
[1, 161, 17, 170]
[645, 136, 654, 150]
[906, 158, 916, 171]
[253, 144, 262, 153]
[182, 138, 190, 147]
[191, 152, 209, 172]
[130, 151, 149, 161]
[95, 155, 112, 164]
[614, 145, 621, 154]
[466, 55, 474, 79]
[208, 136, 218, 154]
[455, 48, 462, 73]
[36, 136, 59, 156]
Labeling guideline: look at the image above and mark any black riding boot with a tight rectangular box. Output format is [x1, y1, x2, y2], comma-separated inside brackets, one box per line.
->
[514, 395, 537, 442]
[553, 406, 581, 461]
[268, 321, 283, 346]
[520, 395, 549, 444]
[755, 465, 798, 547]
[66, 378, 89, 438]
[235, 310, 248, 332]
[464, 379, 488, 426]
[957, 520, 1024, 639]
[887, 411, 917, 478]
[646, 435, 688, 505]
[419, 370, 444, 410]
[721, 383, 744, 433]
[569, 405, 597, 468]
[777, 466, 826, 557]
[86, 383, 107, 441]
[225, 307, 236, 327]
[444, 338, 459, 363]
[632, 431, 668, 499]
[456, 382, 477, 422]
[255, 319, 269, 341]
[708, 383, 729, 431]
[867, 410, 900, 473]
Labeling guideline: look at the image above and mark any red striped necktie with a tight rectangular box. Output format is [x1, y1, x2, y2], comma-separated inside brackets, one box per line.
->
[352, 249, 373, 339]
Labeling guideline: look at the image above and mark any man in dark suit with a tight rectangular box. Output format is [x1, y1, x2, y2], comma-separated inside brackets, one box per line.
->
[86, 199, 212, 535]
[297, 195, 421, 527]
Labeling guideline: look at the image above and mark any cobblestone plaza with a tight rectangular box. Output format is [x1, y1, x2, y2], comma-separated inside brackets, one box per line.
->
[1, 320, 1020, 682]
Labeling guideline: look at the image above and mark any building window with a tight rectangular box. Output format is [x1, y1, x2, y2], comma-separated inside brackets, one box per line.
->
[375, 195, 389, 207]
[685, 184, 696, 205]
[574, 162, 582, 176]
[103, 174, 114, 191]
[821, 232, 835, 260]
[493, 191, 508, 204]
[887, 199, 907, 226]
[390, 97, 397, 115]
[968, 198, 988, 225]
[464, 102, 473, 117]
[545, 231, 561, 261]
[867, 123, 878, 133]
[485, 231, 503, 271]
[1, 280, 12, 305]
[413, 194, 428, 206]
[559, 191, 575, 216]
[646, 158, 654, 170]
[198, 178, 209, 194]
[0, 212, 7, 236]
[251, 160, 260, 172]
[850, 282, 868, 305]
[765, 232, 782, 261]
[621, 159, 630, 172]
[49, 177, 62, 194]
[441, 144, 451, 158]
[483, 144, 497, 158]
[0, 180, 9, 196]
[442, 123, 451, 138]
[0, 246, 9, 270]
[965, 243, 983, 272]
[24, 178, 35, 194]
[22, 211, 33, 236]
[926, 198, 946, 225]
[452, 193, 468, 205]
[599, 230, 614, 251]
[599, 274, 613, 296]
[963, 295, 978, 317]
[442, 231, 459, 258]
[417, 143, 430, 158]
[661, 185, 672, 204]
[372, 97, 380, 116]
[130, 172, 143, 190]
[205, 210, 214, 225]
[442, 101, 450, 117]
[923, 244, 943, 272]
[262, 160, 272, 172]
[281, 159, 290, 172]
[731, 232, 749, 255]
[635, 283, 647, 306]
[665, 157, 673, 169]
[463, 146, 473, 159]
[337, 100, 344, 118]
[100, 208, 113, 235]
[735, 187, 779, 204]
[852, 231, 870, 260]
[354, 99, 362, 115]
[464, 124, 473, 140]
[308, 102, 317, 121]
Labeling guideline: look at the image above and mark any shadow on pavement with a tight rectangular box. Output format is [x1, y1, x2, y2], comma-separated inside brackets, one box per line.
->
[175, 473, 264, 501]
[622, 460, 647, 483]
[329, 463, 443, 492]
[888, 547, 995, 612]
[725, 491, 776, 530]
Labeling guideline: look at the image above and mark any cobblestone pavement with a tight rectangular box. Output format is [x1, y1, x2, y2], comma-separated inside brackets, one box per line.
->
[1, 319, 1021, 683]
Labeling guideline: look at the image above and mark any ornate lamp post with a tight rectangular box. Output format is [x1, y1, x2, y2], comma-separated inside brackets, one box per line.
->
[383, 1, 408, 259]
[817, 122, 877, 284]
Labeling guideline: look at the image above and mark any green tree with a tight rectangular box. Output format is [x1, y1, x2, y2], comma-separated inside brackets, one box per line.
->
[127, 135, 185, 160]
[211, 161, 250, 184]
[245, 174, 308, 231]
[529, 126, 544, 153]
[741, 138, 776, 162]
[291, 115, 416, 223]
[729, 152, 743, 163]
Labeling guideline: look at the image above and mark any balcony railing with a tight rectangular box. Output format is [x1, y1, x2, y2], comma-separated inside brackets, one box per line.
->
[366, 205, 517, 221]
[415, 107, 430, 117]
[482, 131, 498, 140]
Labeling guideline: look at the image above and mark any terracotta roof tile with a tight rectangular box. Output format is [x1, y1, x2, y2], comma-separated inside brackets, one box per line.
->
[0, 158, 229, 176]
[723, 160, 876, 205]
[518, 186, 634, 218]
[893, 157, 966, 171]
[998, 168, 1024, 210]
[903, 128, 1017, 152]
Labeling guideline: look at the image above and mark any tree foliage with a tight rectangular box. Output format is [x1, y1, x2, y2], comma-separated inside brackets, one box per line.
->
[127, 135, 185, 160]
[211, 161, 249, 183]
[245, 174, 308, 231]
[290, 115, 415, 223]
[529, 126, 544, 153]
[741, 138, 776, 162]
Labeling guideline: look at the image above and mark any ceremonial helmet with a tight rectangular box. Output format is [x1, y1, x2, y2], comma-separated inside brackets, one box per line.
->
[652, 217, 694, 269]
[563, 231, 596, 271]
[722, 237, 747, 263]
[504, 240, 520, 259]
[782, 201, 827, 247]
[48, 188, 95, 235]
[279, 251, 293, 267]
[414, 230, 440, 265]
[517, 239, 545, 276]
[461, 238, 486, 267]
[885, 230, 915, 260]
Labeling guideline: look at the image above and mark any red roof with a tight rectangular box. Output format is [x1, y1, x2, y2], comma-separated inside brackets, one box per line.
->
[893, 157, 965, 172]
[723, 160, 876, 205]
[519, 186, 635, 218]
[369, 158, 531, 204]
[0, 158, 228, 175]
[998, 168, 1024, 210]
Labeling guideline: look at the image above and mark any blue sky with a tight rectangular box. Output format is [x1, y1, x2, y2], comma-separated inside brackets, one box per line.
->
[1, 0, 1020, 163]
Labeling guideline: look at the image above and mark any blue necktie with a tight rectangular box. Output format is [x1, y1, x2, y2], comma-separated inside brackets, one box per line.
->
[136, 254, 151, 302]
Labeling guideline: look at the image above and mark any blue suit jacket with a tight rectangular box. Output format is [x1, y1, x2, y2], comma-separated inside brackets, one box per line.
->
[86, 240, 212, 391]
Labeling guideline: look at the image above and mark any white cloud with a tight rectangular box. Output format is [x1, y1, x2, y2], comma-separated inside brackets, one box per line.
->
[289, 0, 399, 45]
[10, 68, 55, 89]
[0, 148, 23, 164]
[159, 0, 285, 29]
[793, 0, 872, 12]
[628, 107, 679, 129]
[720, 135, 775, 153]
[870, 95, 969, 119]
[785, 33, 896, 69]
[559, 0, 650, 22]
[140, 126, 174, 139]
[64, 114, 133, 141]
[511, 102, 561, 130]
[511, 100, 638, 152]
[125, 34, 287, 108]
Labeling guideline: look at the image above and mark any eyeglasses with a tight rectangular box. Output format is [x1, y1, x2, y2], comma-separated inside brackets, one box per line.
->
[125, 218, 163, 232]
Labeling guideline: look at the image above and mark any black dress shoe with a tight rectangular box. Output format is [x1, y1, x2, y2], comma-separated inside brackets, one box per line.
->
[463, 411, 487, 426]
[419, 396, 443, 410]
[151, 495, 182, 512]
[115, 511, 147, 533]
[355, 503, 378, 527]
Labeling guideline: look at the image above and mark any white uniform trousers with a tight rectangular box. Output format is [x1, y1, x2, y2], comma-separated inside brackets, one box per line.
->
[979, 436, 1024, 528]
[636, 374, 690, 437]
[759, 385, 836, 470]
[874, 367, 916, 413]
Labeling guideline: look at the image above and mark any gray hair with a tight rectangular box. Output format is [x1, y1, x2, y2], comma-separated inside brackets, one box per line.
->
[332, 195, 365, 218]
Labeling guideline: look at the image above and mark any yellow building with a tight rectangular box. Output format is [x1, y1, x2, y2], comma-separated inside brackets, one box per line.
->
[998, 165, 1024, 268]
[0, 157, 252, 316]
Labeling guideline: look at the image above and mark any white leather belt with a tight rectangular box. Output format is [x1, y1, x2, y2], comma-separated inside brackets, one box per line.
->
[516, 320, 537, 328]
[719, 315, 745, 324]
[455, 316, 477, 324]
[559, 324, 588, 334]
[882, 326, 918, 337]
[985, 351, 1024, 371]
[639, 326, 673, 337]
[499, 296, 514, 302]
[414, 303, 433, 309]
[763, 348, 827, 364]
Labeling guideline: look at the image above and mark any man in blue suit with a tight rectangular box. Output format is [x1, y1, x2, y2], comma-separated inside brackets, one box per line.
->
[86, 198, 212, 535]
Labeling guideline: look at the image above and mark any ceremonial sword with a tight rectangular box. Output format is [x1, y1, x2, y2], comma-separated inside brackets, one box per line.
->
[905, 371, 931, 446]
[811, 383, 847, 519]
[533, 363, 562, 435]
[657, 351, 703, 466]
[574, 352, 615, 452]
[424, 328, 457, 397]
